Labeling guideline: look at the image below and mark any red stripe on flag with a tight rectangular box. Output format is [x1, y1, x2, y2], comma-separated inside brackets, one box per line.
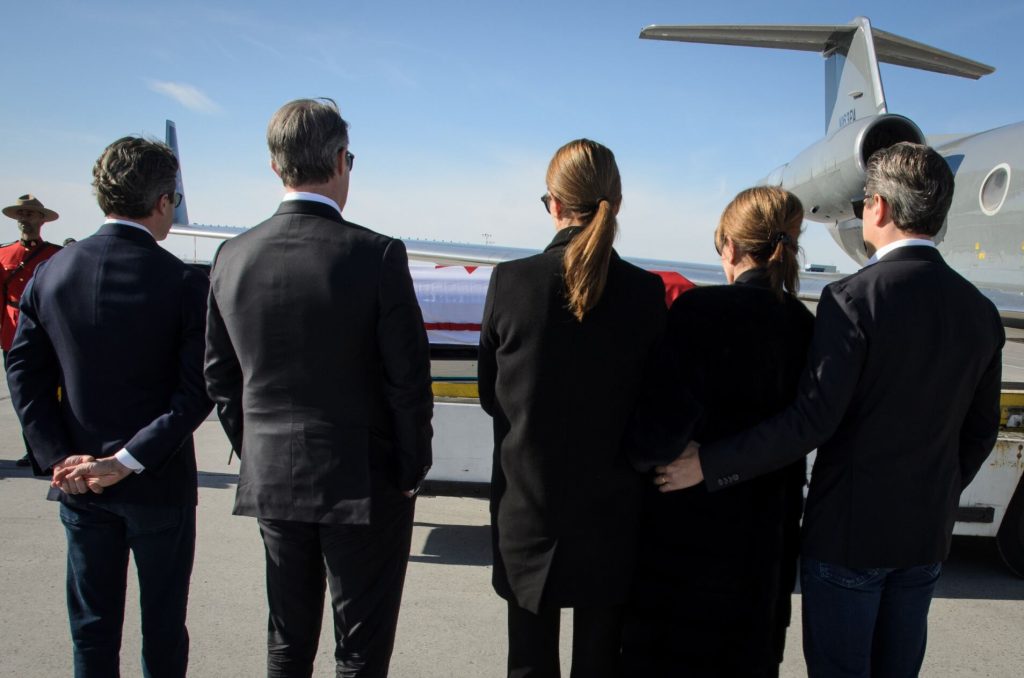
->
[424, 322, 482, 332]
[434, 264, 480, 274]
[653, 271, 696, 308]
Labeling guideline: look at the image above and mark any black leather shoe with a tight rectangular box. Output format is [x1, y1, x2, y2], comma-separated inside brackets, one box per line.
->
[15, 455, 31, 467]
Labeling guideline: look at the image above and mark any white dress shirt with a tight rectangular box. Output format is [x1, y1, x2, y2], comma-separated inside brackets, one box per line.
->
[865, 238, 936, 266]
[104, 218, 154, 238]
[281, 191, 343, 217]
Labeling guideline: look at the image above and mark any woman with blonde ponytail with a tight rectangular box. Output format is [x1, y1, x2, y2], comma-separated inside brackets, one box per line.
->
[623, 186, 815, 677]
[479, 139, 673, 677]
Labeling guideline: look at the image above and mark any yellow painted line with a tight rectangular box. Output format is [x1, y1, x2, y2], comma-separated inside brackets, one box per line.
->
[432, 382, 479, 398]
[429, 385, 1024, 423]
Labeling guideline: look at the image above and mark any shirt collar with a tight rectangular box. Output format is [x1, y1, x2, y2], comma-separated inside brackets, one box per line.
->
[104, 218, 154, 239]
[865, 238, 936, 266]
[282, 192, 342, 217]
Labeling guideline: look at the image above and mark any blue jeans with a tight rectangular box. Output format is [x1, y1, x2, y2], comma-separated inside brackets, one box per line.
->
[800, 558, 942, 678]
[59, 501, 196, 678]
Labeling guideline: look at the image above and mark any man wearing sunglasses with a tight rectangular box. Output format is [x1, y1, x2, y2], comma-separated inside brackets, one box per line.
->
[205, 98, 432, 677]
[6, 136, 212, 676]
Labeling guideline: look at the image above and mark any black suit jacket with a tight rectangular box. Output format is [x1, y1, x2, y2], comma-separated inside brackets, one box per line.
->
[6, 223, 212, 506]
[701, 246, 1005, 568]
[205, 200, 432, 525]
[479, 226, 670, 613]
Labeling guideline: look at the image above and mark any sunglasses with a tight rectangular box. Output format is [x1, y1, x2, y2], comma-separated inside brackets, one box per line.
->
[167, 192, 182, 208]
[851, 200, 864, 220]
[852, 189, 876, 220]
[541, 193, 552, 214]
[345, 150, 355, 171]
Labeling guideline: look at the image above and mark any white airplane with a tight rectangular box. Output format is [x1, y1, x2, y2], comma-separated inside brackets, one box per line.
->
[168, 16, 1024, 575]
[638, 17, 1023, 327]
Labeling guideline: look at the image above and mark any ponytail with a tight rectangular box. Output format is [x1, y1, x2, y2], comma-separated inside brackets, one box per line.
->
[545, 139, 622, 321]
[717, 186, 803, 300]
[765, 231, 800, 300]
[564, 199, 617, 321]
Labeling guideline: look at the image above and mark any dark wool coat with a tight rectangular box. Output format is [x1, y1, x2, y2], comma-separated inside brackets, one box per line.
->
[479, 226, 667, 613]
[626, 268, 814, 674]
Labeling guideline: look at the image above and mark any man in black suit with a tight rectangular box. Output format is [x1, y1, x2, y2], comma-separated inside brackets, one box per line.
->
[659, 142, 1004, 677]
[6, 136, 212, 677]
[205, 98, 432, 677]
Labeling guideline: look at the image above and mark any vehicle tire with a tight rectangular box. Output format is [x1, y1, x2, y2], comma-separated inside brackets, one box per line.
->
[996, 477, 1024, 577]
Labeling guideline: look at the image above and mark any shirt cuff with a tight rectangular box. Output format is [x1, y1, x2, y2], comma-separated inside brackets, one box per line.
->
[115, 449, 145, 473]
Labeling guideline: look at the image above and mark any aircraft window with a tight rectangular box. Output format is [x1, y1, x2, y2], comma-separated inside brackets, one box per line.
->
[979, 163, 1010, 216]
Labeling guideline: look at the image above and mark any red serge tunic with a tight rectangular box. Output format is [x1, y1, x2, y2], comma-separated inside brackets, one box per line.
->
[1, 241, 61, 351]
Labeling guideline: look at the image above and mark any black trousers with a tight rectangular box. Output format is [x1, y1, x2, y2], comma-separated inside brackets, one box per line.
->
[2, 349, 41, 473]
[257, 490, 415, 678]
[60, 501, 195, 678]
[507, 601, 624, 678]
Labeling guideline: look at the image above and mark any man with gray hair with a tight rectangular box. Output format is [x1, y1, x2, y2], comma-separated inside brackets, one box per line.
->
[205, 98, 432, 677]
[657, 142, 1004, 677]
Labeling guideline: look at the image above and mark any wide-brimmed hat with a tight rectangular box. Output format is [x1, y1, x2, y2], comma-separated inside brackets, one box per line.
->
[2, 194, 59, 222]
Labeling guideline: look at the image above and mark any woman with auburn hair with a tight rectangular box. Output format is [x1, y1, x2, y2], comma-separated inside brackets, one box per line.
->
[622, 186, 814, 677]
[479, 139, 690, 677]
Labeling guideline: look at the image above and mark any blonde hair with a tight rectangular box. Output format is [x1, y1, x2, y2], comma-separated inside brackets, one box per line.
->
[715, 186, 803, 299]
[546, 139, 622, 321]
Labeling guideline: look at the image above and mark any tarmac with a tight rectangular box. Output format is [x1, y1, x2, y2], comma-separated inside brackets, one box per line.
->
[2, 367, 1024, 676]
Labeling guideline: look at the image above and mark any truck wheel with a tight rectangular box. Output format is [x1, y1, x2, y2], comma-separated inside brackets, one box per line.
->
[997, 478, 1024, 577]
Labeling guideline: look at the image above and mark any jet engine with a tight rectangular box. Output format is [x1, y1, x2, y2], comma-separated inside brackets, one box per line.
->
[760, 114, 925, 264]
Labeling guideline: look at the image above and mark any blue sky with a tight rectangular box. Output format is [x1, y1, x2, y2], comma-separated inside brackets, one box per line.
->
[2, 0, 1022, 271]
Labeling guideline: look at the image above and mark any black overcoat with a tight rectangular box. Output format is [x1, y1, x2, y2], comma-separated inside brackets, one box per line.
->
[478, 226, 666, 613]
[626, 268, 814, 673]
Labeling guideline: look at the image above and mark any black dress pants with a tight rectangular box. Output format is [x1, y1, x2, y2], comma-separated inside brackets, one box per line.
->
[2, 349, 40, 473]
[507, 601, 624, 678]
[257, 489, 414, 678]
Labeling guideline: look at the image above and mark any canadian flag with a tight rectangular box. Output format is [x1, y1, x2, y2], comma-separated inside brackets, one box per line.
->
[412, 264, 695, 346]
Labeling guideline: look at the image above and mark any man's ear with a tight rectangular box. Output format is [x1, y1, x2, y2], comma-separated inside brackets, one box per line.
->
[863, 193, 887, 229]
[152, 194, 167, 217]
[270, 160, 282, 179]
[874, 195, 890, 226]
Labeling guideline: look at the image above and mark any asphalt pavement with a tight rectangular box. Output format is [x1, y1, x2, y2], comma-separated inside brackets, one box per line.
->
[2, 376, 1023, 676]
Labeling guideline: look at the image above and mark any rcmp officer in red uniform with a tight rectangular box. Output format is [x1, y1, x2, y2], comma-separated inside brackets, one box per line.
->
[2, 194, 62, 469]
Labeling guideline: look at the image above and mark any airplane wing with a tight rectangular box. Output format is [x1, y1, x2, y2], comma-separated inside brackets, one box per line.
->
[171, 222, 834, 302]
[170, 224, 245, 240]
[172, 221, 1024, 334]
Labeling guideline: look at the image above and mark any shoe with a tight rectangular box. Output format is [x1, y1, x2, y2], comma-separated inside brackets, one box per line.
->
[15, 455, 31, 467]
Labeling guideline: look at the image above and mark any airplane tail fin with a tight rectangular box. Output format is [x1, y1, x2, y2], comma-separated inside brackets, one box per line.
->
[165, 120, 190, 225]
[640, 16, 994, 135]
